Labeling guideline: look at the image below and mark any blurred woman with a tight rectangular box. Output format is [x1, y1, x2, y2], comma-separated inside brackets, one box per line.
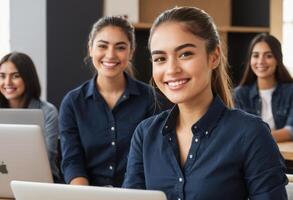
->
[234, 33, 293, 142]
[0, 52, 60, 181]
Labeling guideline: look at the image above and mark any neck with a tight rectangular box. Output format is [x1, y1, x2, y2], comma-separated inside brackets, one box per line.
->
[9, 98, 25, 108]
[177, 89, 213, 129]
[97, 73, 126, 94]
[257, 77, 277, 90]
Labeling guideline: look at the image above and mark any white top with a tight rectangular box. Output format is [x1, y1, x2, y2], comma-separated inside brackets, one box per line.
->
[259, 87, 275, 130]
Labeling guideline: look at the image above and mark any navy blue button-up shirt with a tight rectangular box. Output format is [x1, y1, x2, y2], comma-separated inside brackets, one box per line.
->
[59, 73, 157, 186]
[123, 96, 288, 200]
[234, 83, 293, 137]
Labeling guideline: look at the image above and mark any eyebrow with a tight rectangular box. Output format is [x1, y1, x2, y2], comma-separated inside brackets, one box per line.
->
[151, 43, 197, 55]
[251, 51, 273, 55]
[97, 40, 128, 46]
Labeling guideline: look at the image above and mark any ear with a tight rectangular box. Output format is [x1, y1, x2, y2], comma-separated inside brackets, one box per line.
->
[209, 46, 220, 70]
[129, 48, 134, 61]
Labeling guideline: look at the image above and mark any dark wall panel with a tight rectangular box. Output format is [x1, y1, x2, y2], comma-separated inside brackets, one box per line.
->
[47, 0, 103, 108]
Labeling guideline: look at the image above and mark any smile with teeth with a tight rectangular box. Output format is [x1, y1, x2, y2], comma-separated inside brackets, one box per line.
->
[4, 87, 17, 94]
[165, 79, 189, 89]
[101, 61, 120, 68]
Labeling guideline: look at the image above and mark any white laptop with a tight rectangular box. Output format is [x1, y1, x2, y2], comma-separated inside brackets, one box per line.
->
[0, 124, 53, 198]
[0, 108, 44, 130]
[11, 181, 167, 200]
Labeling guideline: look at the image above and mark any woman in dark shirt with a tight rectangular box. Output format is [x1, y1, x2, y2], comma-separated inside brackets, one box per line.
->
[123, 7, 288, 199]
[234, 33, 293, 142]
[59, 16, 157, 186]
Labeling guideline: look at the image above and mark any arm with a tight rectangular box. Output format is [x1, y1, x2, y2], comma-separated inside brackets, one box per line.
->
[42, 102, 60, 180]
[272, 128, 292, 142]
[243, 120, 288, 199]
[59, 94, 89, 185]
[123, 124, 146, 189]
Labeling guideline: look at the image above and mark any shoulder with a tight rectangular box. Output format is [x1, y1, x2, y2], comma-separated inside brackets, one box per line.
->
[278, 83, 293, 92]
[224, 108, 270, 137]
[39, 100, 58, 118]
[61, 79, 92, 104]
[234, 85, 253, 96]
[132, 78, 154, 94]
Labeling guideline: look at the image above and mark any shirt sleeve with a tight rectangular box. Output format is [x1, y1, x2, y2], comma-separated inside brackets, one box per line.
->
[59, 94, 88, 183]
[42, 102, 60, 180]
[123, 123, 146, 189]
[242, 119, 288, 199]
[285, 88, 293, 137]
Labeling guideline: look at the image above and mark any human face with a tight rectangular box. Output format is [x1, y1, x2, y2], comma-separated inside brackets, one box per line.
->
[150, 22, 219, 105]
[89, 26, 132, 79]
[0, 61, 26, 105]
[250, 41, 277, 81]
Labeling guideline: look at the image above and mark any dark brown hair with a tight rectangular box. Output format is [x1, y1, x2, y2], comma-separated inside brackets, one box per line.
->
[240, 33, 293, 85]
[149, 6, 233, 108]
[0, 52, 41, 108]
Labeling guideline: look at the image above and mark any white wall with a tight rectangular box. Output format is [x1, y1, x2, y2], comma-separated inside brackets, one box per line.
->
[0, 0, 10, 59]
[10, 0, 47, 99]
[283, 0, 293, 75]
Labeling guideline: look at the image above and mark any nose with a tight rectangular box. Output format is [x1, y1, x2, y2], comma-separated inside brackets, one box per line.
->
[166, 57, 181, 74]
[4, 76, 13, 85]
[105, 46, 116, 58]
[257, 54, 266, 64]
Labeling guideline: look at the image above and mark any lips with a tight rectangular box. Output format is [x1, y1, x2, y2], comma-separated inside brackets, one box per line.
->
[101, 61, 120, 69]
[164, 78, 189, 90]
[3, 87, 17, 94]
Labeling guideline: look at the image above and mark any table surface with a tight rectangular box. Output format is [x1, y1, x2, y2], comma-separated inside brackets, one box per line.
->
[278, 141, 293, 161]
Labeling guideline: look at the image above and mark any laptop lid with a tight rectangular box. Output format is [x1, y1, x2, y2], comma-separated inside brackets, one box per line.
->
[0, 109, 44, 130]
[11, 181, 167, 200]
[0, 124, 53, 198]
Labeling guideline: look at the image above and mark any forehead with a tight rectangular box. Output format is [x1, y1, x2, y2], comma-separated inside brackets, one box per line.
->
[150, 22, 205, 51]
[94, 26, 130, 43]
[252, 41, 272, 52]
[0, 61, 18, 72]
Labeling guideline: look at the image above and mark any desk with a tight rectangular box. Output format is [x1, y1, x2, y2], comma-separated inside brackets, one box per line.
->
[278, 142, 293, 161]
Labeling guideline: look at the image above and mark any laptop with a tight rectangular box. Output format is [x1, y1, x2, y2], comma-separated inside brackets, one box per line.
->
[11, 181, 167, 200]
[0, 108, 44, 130]
[0, 124, 53, 198]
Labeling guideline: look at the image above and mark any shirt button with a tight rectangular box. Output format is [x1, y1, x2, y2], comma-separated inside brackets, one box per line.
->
[169, 137, 172, 141]
[111, 126, 115, 131]
[178, 198, 181, 200]
[165, 125, 168, 129]
[189, 154, 193, 159]
[109, 165, 113, 170]
[123, 95, 127, 99]
[111, 141, 115, 146]
[179, 177, 183, 182]
[195, 138, 199, 143]
[205, 131, 208, 135]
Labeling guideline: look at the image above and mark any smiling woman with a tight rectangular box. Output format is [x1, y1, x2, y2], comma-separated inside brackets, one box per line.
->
[59, 16, 161, 187]
[123, 7, 288, 200]
[0, 52, 60, 182]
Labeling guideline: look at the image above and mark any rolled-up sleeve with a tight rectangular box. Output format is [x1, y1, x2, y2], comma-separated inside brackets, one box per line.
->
[59, 93, 88, 183]
[242, 120, 288, 199]
[123, 123, 146, 189]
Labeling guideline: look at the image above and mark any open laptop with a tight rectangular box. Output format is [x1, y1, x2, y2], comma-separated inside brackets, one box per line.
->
[11, 181, 167, 200]
[0, 108, 44, 130]
[0, 124, 53, 198]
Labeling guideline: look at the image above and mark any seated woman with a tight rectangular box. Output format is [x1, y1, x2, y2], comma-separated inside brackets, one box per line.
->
[59, 16, 159, 187]
[234, 33, 293, 142]
[123, 7, 288, 199]
[0, 52, 60, 181]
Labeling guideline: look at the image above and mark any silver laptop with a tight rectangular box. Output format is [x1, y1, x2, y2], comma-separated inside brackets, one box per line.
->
[0, 124, 53, 198]
[0, 108, 44, 130]
[11, 181, 167, 200]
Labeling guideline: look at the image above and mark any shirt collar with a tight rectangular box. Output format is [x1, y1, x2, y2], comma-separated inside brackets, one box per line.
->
[85, 72, 141, 100]
[249, 82, 280, 99]
[161, 95, 227, 136]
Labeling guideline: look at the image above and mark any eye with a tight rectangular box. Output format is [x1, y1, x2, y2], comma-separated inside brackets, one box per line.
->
[251, 54, 259, 58]
[179, 51, 194, 59]
[152, 56, 166, 63]
[12, 73, 21, 79]
[265, 53, 274, 59]
[116, 45, 127, 51]
[0, 73, 5, 79]
[97, 44, 107, 49]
